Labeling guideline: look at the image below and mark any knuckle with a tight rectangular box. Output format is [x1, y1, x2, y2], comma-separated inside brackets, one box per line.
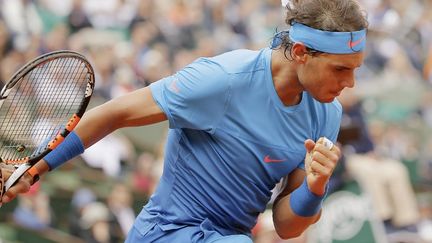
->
[10, 182, 30, 195]
[5, 190, 15, 199]
[316, 144, 325, 150]
[331, 156, 339, 164]
[22, 173, 33, 184]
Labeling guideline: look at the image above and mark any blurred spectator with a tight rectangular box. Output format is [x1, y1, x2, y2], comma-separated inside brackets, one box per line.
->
[69, 188, 97, 237]
[106, 183, 135, 239]
[110, 64, 137, 98]
[419, 137, 432, 183]
[82, 0, 137, 30]
[0, 0, 43, 51]
[0, 50, 25, 88]
[338, 89, 421, 236]
[40, 23, 70, 53]
[67, 0, 92, 34]
[424, 44, 432, 84]
[0, 20, 13, 57]
[81, 133, 135, 177]
[12, 182, 52, 231]
[88, 46, 118, 99]
[79, 202, 113, 243]
[132, 152, 158, 196]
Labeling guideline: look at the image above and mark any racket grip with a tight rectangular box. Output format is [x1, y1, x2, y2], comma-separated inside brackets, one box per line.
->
[4, 164, 32, 194]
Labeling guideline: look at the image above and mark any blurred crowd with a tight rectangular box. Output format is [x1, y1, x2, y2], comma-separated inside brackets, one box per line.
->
[1, 0, 432, 242]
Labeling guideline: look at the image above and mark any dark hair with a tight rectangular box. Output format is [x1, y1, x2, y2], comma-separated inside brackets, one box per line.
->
[274, 0, 369, 59]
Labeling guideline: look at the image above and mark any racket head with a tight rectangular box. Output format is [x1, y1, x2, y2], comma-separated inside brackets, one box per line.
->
[0, 50, 95, 166]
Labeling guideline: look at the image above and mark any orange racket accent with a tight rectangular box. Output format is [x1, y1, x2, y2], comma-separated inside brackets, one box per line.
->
[5, 157, 29, 165]
[26, 166, 39, 178]
[47, 114, 79, 150]
[26, 166, 40, 184]
[47, 134, 65, 150]
[65, 114, 81, 132]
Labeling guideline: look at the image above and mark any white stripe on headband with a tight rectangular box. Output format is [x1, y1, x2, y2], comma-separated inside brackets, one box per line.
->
[289, 22, 367, 54]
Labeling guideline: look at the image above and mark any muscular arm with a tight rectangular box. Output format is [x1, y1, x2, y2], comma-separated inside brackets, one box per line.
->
[272, 138, 340, 239]
[272, 168, 321, 239]
[27, 87, 166, 178]
[76, 87, 166, 148]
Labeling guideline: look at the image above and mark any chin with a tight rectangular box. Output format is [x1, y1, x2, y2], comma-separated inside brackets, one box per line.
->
[321, 98, 335, 103]
[318, 96, 336, 103]
[311, 92, 336, 103]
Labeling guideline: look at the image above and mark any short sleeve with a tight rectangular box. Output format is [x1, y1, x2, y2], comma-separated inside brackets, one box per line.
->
[150, 58, 231, 132]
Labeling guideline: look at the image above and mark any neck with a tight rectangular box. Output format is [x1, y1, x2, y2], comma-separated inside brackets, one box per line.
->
[271, 50, 304, 106]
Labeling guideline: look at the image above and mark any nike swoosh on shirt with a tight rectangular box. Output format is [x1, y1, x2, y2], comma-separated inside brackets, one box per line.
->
[263, 155, 286, 163]
[348, 36, 365, 48]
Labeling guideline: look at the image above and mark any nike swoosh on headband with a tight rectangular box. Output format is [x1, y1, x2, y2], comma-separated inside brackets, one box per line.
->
[348, 36, 366, 48]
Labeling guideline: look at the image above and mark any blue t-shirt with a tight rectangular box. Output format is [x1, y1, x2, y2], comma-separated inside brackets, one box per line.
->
[140, 48, 341, 235]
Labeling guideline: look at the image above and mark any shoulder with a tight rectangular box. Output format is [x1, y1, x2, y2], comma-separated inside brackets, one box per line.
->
[206, 48, 269, 74]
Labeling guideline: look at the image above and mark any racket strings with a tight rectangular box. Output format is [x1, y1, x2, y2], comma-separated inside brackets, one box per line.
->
[33, 58, 82, 129]
[0, 57, 90, 162]
[0, 75, 35, 154]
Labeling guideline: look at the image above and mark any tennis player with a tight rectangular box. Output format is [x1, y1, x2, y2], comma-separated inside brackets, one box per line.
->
[2, 0, 368, 241]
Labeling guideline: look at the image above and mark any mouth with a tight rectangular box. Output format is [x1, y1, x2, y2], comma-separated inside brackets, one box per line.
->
[330, 90, 342, 97]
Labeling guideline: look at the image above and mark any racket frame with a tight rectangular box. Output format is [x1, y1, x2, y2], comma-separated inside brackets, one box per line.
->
[0, 50, 95, 195]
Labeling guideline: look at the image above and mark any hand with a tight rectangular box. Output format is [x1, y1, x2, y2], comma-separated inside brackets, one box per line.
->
[304, 137, 341, 196]
[0, 163, 33, 206]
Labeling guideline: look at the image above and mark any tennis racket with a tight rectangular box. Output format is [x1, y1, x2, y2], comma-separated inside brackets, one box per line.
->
[0, 50, 95, 201]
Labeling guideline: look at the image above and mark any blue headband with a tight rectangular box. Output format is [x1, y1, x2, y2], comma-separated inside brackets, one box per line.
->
[287, 22, 367, 54]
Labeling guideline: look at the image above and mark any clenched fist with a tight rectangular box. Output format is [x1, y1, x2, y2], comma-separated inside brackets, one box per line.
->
[0, 163, 33, 206]
[304, 137, 341, 196]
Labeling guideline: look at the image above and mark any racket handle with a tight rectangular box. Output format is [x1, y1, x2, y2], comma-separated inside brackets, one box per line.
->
[0, 164, 31, 208]
[4, 164, 32, 194]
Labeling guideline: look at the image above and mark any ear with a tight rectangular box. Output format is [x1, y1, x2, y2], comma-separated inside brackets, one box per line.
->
[291, 42, 308, 64]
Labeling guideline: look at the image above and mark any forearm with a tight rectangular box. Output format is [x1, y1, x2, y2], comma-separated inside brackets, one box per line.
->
[29, 104, 114, 178]
[34, 87, 166, 175]
[272, 193, 321, 239]
[26, 104, 129, 180]
[271, 137, 338, 239]
[74, 102, 121, 148]
[78, 87, 166, 148]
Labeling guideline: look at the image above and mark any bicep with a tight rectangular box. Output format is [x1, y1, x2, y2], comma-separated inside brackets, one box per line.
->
[111, 87, 167, 128]
[75, 87, 166, 148]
